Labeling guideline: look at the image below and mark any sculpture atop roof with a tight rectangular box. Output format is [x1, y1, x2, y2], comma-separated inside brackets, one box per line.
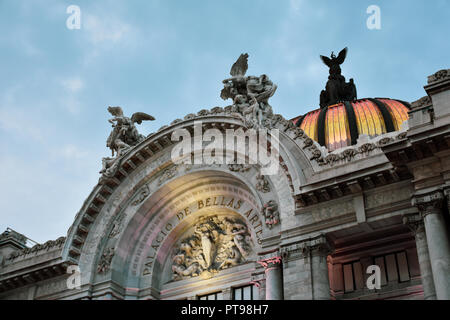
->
[99, 106, 155, 176]
[106, 106, 155, 157]
[319, 47, 357, 109]
[221, 53, 277, 128]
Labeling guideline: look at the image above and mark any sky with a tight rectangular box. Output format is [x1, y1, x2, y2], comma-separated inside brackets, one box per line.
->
[0, 0, 449, 243]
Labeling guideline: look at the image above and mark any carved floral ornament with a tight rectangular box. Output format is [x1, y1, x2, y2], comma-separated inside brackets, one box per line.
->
[428, 69, 450, 84]
[171, 215, 253, 281]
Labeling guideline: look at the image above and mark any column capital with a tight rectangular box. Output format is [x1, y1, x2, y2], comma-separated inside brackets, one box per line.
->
[443, 186, 450, 201]
[402, 213, 425, 235]
[412, 190, 444, 217]
[257, 255, 282, 269]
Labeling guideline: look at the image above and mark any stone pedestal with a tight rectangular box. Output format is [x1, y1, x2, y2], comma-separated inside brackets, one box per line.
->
[403, 213, 436, 300]
[257, 255, 283, 300]
[413, 191, 450, 300]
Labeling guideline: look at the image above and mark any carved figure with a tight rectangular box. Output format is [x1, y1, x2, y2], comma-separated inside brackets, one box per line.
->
[106, 106, 155, 157]
[171, 215, 253, 281]
[221, 54, 277, 128]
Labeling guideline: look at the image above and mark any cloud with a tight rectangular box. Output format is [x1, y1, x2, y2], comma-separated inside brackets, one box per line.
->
[59, 144, 88, 160]
[61, 77, 84, 93]
[0, 86, 48, 143]
[84, 14, 132, 46]
[290, 0, 302, 12]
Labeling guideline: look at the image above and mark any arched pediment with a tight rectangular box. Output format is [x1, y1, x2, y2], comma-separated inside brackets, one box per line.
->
[62, 112, 320, 298]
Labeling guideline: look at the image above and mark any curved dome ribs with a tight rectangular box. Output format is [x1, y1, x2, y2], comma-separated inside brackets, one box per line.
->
[294, 98, 410, 152]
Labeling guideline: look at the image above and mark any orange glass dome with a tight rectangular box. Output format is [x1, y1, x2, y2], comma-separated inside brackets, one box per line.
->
[292, 98, 410, 151]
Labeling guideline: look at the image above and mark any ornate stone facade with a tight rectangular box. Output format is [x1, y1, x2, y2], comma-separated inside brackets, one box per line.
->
[1, 56, 450, 301]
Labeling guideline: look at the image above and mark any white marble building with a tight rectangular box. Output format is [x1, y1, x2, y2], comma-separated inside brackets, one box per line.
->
[1, 55, 449, 300]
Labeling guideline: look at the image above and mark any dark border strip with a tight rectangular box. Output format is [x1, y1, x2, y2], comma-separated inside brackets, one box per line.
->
[317, 106, 328, 147]
[368, 98, 396, 133]
[295, 115, 305, 127]
[343, 101, 359, 145]
[394, 99, 412, 110]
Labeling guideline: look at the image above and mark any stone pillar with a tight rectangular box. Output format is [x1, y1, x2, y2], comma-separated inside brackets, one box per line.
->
[403, 213, 437, 300]
[250, 278, 266, 300]
[309, 235, 332, 300]
[257, 255, 283, 300]
[413, 191, 450, 300]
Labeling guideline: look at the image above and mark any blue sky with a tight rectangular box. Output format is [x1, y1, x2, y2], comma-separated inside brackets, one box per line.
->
[0, 0, 449, 243]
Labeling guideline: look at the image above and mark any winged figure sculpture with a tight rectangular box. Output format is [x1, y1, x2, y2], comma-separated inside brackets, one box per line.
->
[106, 106, 155, 156]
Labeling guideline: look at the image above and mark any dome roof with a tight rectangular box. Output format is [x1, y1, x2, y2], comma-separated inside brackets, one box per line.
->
[292, 98, 410, 151]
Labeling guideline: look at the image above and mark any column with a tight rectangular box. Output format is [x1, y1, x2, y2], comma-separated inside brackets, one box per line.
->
[403, 213, 437, 300]
[250, 278, 266, 300]
[309, 235, 332, 300]
[413, 191, 450, 300]
[257, 255, 283, 300]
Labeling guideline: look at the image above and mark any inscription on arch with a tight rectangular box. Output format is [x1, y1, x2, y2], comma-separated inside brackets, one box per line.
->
[139, 195, 263, 277]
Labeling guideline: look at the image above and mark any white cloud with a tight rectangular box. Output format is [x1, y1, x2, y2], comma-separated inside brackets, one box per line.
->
[59, 144, 88, 160]
[61, 77, 84, 93]
[84, 14, 133, 46]
[290, 0, 302, 12]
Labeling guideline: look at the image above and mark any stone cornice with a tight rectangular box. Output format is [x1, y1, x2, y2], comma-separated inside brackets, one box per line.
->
[6, 236, 66, 262]
[427, 69, 450, 85]
[425, 69, 450, 96]
[410, 96, 432, 110]
[280, 234, 333, 260]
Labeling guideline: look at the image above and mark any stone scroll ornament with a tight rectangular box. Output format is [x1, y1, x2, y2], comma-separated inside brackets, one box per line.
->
[171, 215, 252, 281]
[220, 53, 277, 129]
[99, 106, 155, 178]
